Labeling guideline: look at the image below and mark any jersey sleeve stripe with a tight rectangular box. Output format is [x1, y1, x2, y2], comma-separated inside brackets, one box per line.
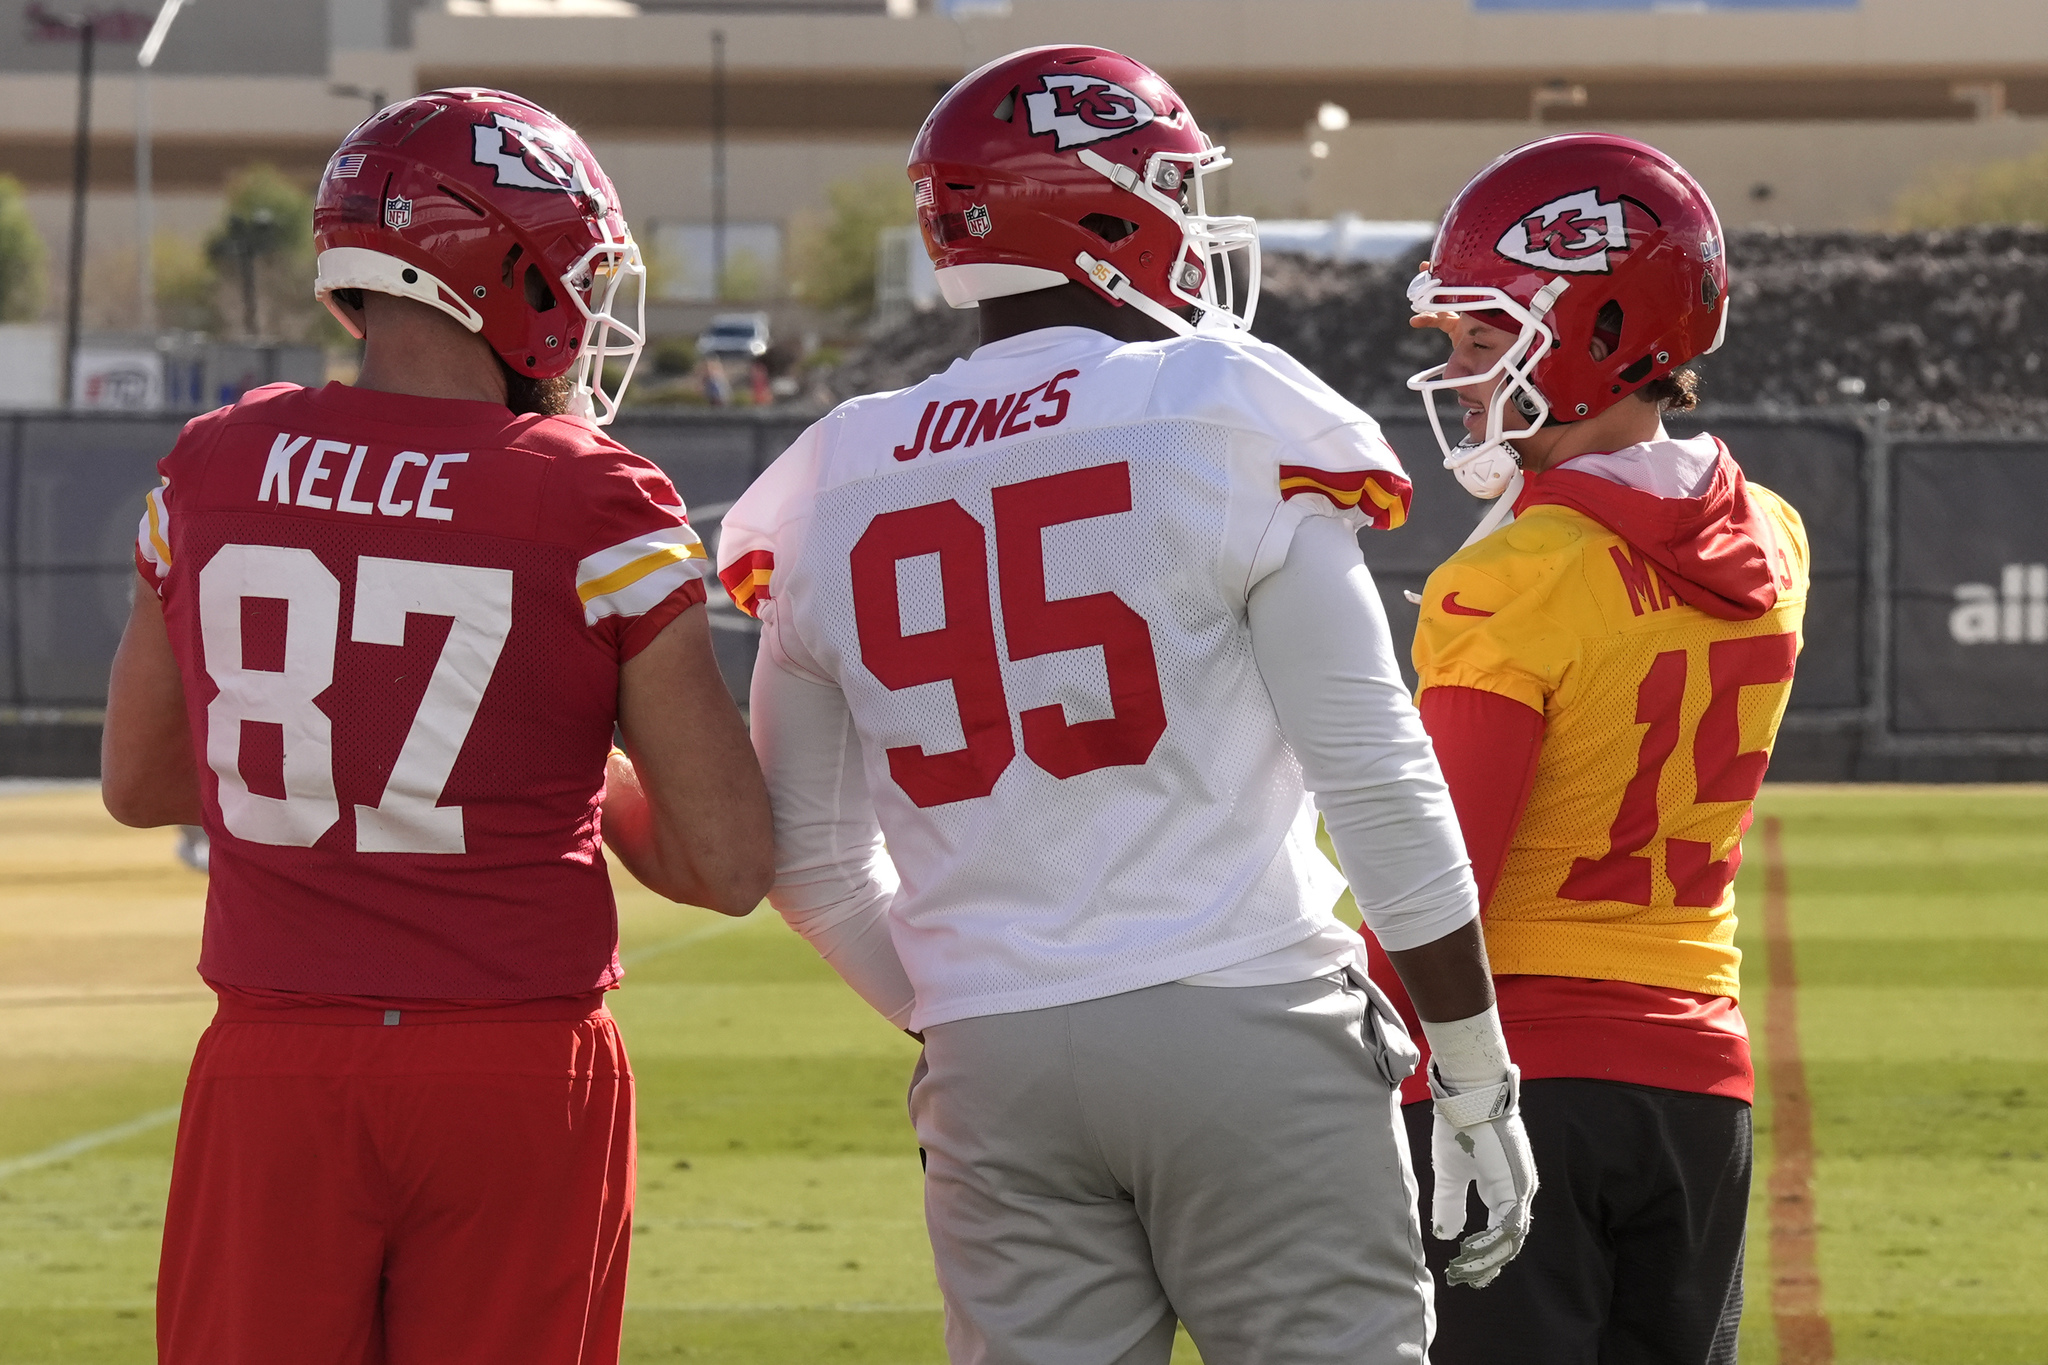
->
[718, 549, 775, 619]
[578, 523, 705, 576]
[582, 557, 707, 626]
[576, 542, 706, 607]
[1278, 466, 1412, 530]
[137, 484, 172, 577]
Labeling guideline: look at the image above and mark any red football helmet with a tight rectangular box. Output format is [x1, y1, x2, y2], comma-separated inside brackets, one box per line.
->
[1407, 133, 1728, 495]
[313, 88, 645, 423]
[908, 45, 1258, 336]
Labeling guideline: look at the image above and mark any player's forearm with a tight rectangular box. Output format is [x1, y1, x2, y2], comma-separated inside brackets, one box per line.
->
[601, 750, 714, 906]
[1383, 918, 1497, 1024]
[102, 575, 204, 828]
[612, 607, 774, 914]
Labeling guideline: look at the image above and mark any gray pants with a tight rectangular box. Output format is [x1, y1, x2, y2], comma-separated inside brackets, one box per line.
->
[910, 971, 1433, 1365]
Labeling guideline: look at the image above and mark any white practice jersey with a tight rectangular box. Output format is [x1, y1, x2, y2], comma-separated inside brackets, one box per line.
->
[718, 325, 1417, 1030]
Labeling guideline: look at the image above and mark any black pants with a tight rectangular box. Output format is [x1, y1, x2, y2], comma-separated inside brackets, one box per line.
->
[1404, 1079, 1751, 1365]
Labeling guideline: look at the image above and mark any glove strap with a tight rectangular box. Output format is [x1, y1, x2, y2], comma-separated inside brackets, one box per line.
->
[1429, 1061, 1521, 1130]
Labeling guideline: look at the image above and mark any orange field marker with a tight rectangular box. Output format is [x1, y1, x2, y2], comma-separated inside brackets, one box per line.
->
[1762, 814, 1834, 1365]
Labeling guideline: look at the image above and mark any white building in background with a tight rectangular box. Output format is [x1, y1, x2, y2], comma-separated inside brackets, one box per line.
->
[1, 0, 2045, 343]
[1257, 215, 1438, 265]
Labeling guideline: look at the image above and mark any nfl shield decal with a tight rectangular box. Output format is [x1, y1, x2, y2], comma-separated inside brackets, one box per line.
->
[383, 196, 413, 229]
[964, 204, 993, 238]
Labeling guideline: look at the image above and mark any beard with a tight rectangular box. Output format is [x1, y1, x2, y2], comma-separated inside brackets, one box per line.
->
[500, 359, 574, 417]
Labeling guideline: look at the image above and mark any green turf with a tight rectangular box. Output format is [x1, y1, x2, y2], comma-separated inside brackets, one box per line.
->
[1744, 787, 2048, 1362]
[0, 1060, 187, 1160]
[4, 787, 2048, 1362]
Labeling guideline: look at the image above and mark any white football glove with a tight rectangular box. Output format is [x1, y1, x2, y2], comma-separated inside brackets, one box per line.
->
[1428, 1061, 1538, 1288]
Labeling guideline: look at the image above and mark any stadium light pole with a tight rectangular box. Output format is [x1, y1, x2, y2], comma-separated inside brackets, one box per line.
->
[710, 28, 726, 303]
[61, 15, 97, 410]
[136, 0, 192, 335]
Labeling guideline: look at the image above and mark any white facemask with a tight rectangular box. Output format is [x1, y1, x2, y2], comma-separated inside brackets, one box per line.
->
[1405, 273, 1572, 500]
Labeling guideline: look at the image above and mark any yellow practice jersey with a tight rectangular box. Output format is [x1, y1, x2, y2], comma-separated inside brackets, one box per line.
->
[1413, 480, 1811, 1000]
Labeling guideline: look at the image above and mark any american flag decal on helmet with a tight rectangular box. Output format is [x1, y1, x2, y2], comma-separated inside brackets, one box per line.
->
[719, 549, 775, 618]
[330, 153, 367, 179]
[914, 177, 935, 208]
[1278, 465, 1413, 530]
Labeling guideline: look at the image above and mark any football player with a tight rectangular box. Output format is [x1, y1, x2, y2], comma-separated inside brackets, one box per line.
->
[99, 89, 772, 1364]
[1378, 133, 1811, 1365]
[717, 46, 1535, 1364]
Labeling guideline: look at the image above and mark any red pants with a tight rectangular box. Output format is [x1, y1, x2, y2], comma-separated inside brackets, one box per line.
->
[158, 997, 634, 1365]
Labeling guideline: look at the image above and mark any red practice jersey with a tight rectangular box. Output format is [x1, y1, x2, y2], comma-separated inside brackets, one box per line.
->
[136, 383, 707, 998]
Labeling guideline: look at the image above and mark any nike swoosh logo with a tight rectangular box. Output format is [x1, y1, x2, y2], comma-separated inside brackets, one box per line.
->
[1442, 592, 1495, 617]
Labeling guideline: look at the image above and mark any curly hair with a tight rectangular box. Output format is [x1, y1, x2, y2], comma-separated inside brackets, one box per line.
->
[1639, 367, 1700, 413]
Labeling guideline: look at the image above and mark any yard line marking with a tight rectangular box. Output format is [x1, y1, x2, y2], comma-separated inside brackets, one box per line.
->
[621, 913, 754, 968]
[1762, 815, 1835, 1365]
[0, 986, 214, 1008]
[0, 1105, 182, 1182]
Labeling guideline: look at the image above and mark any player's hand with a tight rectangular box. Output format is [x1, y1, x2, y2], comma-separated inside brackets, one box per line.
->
[1428, 1062, 1537, 1288]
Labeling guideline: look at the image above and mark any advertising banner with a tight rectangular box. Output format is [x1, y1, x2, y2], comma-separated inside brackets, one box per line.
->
[1891, 442, 2048, 733]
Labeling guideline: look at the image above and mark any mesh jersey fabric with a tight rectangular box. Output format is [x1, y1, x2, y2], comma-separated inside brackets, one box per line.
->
[135, 381, 708, 999]
[717, 326, 1416, 1030]
[1406, 452, 1811, 1000]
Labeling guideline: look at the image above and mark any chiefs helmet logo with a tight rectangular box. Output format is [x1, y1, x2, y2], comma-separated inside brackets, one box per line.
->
[1024, 74, 1161, 150]
[1496, 189, 1643, 274]
[472, 113, 607, 211]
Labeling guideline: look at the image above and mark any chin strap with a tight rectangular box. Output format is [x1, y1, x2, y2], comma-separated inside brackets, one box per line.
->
[1075, 251, 1196, 338]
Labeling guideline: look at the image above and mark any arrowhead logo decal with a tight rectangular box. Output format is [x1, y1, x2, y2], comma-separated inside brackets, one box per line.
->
[1024, 74, 1167, 150]
[1497, 188, 1638, 274]
[471, 112, 607, 211]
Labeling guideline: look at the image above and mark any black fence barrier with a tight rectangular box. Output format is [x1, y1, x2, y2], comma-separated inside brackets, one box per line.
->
[3, 404, 2044, 780]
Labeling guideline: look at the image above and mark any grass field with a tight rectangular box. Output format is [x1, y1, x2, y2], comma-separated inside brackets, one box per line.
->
[0, 783, 2043, 1363]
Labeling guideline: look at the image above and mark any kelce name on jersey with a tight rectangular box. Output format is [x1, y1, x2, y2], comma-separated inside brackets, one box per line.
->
[892, 368, 1079, 462]
[255, 431, 468, 522]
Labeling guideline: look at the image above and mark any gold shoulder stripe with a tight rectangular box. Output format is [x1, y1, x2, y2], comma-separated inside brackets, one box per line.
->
[577, 542, 706, 606]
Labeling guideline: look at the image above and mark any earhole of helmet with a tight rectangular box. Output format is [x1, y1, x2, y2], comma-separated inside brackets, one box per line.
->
[1079, 214, 1139, 244]
[1592, 300, 1623, 361]
[524, 264, 559, 313]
